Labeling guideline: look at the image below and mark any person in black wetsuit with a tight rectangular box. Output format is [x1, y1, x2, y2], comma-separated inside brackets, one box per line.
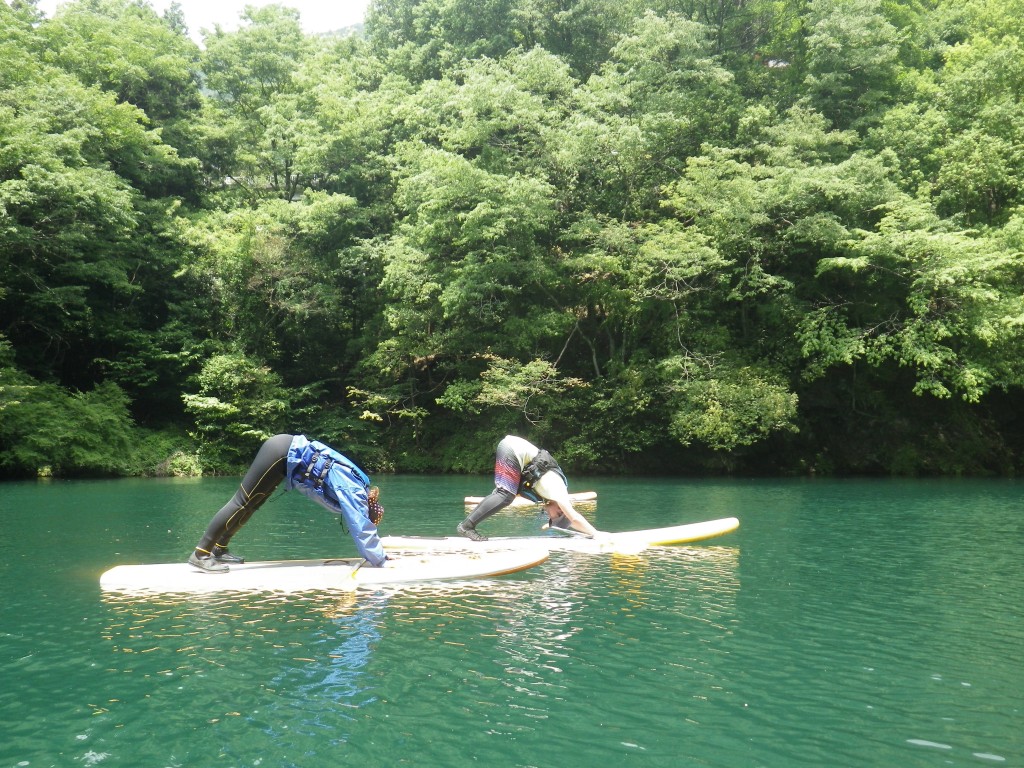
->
[188, 434, 388, 572]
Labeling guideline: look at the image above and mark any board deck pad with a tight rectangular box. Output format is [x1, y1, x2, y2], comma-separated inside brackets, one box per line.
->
[463, 490, 597, 507]
[100, 548, 549, 594]
[382, 517, 740, 555]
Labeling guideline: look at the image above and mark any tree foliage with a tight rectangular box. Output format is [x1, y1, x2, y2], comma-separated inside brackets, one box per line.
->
[3, 0, 1024, 476]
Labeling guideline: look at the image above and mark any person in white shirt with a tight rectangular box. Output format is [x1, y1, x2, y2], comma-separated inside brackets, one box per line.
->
[457, 435, 602, 541]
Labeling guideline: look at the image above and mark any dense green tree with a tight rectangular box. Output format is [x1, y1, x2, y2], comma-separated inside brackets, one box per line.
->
[510, 0, 636, 78]
[367, 0, 640, 80]
[801, 0, 902, 129]
[177, 192, 373, 382]
[1, 2, 205, 425]
[0, 46, 170, 379]
[1, 337, 137, 476]
[369, 145, 559, 396]
[300, 40, 408, 221]
[197, 5, 314, 203]
[583, 12, 740, 216]
[181, 351, 293, 467]
[39, 0, 203, 168]
[801, 200, 1024, 402]
[3, 0, 1024, 476]
[366, 0, 519, 81]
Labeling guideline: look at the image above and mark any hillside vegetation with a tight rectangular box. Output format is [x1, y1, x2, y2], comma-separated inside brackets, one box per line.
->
[3, 0, 1024, 477]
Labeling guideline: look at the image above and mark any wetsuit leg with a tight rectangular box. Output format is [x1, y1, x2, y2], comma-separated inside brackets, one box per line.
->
[464, 487, 516, 527]
[194, 433, 293, 554]
[459, 438, 521, 530]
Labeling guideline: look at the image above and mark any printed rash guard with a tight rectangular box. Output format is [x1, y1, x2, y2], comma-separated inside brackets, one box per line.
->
[285, 435, 386, 566]
[496, 435, 571, 503]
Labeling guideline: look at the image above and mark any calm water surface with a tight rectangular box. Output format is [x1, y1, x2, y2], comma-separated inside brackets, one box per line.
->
[0, 476, 1020, 767]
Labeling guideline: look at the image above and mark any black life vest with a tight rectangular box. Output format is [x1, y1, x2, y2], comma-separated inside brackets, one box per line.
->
[518, 449, 565, 502]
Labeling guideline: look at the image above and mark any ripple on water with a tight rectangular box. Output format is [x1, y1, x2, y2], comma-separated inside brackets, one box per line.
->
[6, 476, 1022, 768]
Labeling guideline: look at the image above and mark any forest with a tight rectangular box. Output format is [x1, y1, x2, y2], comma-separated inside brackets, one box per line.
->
[2, 0, 1024, 478]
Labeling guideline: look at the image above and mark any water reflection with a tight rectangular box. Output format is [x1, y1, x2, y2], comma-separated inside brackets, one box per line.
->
[9, 476, 1024, 768]
[444, 546, 745, 712]
[97, 578, 565, 706]
[91, 514, 744, 766]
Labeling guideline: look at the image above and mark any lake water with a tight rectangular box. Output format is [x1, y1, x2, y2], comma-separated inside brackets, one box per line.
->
[0, 475, 1020, 767]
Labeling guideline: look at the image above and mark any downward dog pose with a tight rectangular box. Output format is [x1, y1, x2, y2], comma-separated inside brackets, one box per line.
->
[457, 435, 603, 541]
[188, 434, 388, 572]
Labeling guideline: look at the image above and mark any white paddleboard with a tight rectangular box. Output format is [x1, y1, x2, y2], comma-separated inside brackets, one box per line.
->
[99, 548, 548, 594]
[463, 490, 597, 507]
[383, 517, 739, 555]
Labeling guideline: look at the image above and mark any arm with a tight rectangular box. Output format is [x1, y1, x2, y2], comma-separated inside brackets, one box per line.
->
[536, 470, 603, 538]
[330, 476, 388, 567]
[554, 500, 600, 537]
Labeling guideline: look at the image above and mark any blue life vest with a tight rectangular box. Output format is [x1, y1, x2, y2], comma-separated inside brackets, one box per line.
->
[285, 435, 386, 566]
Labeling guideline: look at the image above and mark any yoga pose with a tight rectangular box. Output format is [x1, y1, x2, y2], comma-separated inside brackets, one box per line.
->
[457, 435, 602, 541]
[188, 434, 388, 572]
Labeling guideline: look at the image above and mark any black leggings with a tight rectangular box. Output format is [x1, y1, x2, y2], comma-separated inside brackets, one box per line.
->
[194, 433, 294, 554]
[462, 486, 516, 528]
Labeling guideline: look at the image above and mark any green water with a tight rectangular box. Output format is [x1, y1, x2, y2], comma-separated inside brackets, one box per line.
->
[1, 476, 1020, 767]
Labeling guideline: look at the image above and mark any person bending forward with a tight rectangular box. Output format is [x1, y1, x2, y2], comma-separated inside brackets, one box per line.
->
[188, 434, 388, 572]
[457, 435, 602, 541]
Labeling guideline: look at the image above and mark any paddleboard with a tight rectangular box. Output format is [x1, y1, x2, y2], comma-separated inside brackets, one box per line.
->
[382, 516, 739, 555]
[463, 490, 598, 507]
[99, 548, 548, 594]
